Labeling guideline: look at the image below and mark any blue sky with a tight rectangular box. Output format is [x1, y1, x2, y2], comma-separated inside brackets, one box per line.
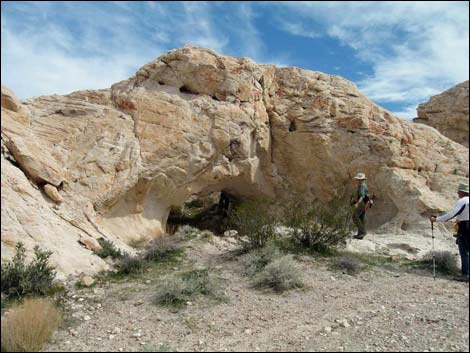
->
[1, 1, 469, 120]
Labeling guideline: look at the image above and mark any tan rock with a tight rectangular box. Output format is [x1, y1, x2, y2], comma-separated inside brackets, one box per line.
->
[79, 275, 95, 287]
[79, 237, 102, 252]
[1, 46, 468, 277]
[44, 184, 63, 203]
[414, 81, 469, 147]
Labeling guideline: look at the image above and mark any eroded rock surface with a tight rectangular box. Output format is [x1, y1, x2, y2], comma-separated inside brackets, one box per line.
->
[414, 81, 469, 147]
[2, 46, 468, 276]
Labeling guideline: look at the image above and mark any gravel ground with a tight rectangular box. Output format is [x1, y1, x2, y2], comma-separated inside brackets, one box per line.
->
[44, 235, 469, 352]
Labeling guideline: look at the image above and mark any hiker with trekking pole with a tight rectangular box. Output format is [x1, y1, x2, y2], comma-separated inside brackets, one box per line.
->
[430, 183, 469, 282]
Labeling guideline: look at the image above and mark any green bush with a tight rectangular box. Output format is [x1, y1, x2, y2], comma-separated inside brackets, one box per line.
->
[144, 239, 182, 263]
[1, 243, 56, 299]
[115, 254, 146, 275]
[284, 199, 352, 253]
[421, 251, 459, 275]
[229, 199, 278, 250]
[95, 238, 123, 259]
[242, 241, 282, 276]
[253, 255, 304, 292]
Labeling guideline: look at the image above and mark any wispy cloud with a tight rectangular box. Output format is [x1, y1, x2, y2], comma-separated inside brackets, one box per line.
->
[273, 1, 469, 119]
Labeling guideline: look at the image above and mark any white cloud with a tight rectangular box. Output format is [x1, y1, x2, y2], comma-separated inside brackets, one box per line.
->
[278, 20, 321, 39]
[274, 1, 469, 114]
[391, 105, 419, 121]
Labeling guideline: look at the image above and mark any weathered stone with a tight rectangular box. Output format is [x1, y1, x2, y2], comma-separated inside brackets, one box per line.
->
[44, 184, 63, 203]
[414, 81, 469, 147]
[78, 237, 102, 252]
[79, 275, 95, 287]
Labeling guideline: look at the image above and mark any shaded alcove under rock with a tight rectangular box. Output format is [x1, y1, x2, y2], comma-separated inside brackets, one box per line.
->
[166, 191, 242, 235]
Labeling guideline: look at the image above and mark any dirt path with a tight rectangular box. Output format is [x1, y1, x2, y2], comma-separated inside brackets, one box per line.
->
[45, 235, 469, 352]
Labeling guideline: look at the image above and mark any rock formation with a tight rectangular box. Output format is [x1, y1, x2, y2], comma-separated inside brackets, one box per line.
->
[2, 46, 468, 277]
[414, 81, 469, 147]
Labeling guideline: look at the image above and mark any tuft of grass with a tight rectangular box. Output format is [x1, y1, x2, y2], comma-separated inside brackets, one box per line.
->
[1, 243, 56, 300]
[1, 298, 62, 352]
[95, 238, 123, 259]
[420, 251, 459, 275]
[154, 268, 225, 309]
[144, 239, 183, 263]
[334, 256, 362, 275]
[242, 241, 282, 276]
[253, 255, 304, 292]
[115, 254, 147, 275]
[128, 237, 149, 249]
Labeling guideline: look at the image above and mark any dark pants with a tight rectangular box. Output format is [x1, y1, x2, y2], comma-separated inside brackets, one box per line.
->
[457, 221, 469, 276]
[353, 204, 367, 237]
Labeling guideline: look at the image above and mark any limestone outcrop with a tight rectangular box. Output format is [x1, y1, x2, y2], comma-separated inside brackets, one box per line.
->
[414, 81, 469, 147]
[2, 46, 468, 277]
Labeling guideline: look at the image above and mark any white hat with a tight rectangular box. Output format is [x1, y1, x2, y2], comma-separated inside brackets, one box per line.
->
[354, 173, 367, 180]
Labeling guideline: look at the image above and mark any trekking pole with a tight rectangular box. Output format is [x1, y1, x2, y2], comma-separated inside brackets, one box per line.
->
[431, 219, 436, 281]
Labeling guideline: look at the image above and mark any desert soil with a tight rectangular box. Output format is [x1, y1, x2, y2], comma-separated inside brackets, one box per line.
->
[44, 234, 469, 352]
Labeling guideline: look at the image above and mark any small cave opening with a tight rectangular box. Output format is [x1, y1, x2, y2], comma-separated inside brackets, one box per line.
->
[166, 191, 240, 235]
[289, 120, 297, 132]
[179, 85, 196, 94]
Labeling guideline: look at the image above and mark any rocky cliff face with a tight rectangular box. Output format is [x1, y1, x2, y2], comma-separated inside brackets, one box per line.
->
[414, 81, 469, 147]
[2, 46, 468, 277]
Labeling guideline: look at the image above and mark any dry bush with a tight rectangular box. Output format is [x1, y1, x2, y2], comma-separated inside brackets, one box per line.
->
[144, 239, 183, 263]
[421, 251, 459, 275]
[253, 255, 304, 292]
[1, 298, 62, 352]
[334, 256, 362, 275]
[242, 241, 282, 276]
[154, 268, 224, 308]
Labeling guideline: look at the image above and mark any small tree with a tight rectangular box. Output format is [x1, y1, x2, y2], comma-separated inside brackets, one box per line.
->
[284, 199, 353, 253]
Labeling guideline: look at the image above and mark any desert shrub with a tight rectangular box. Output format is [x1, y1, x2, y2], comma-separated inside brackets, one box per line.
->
[253, 255, 304, 292]
[1, 298, 62, 352]
[242, 241, 282, 276]
[175, 225, 202, 239]
[115, 254, 146, 275]
[181, 268, 219, 297]
[1, 243, 56, 300]
[154, 268, 223, 308]
[95, 238, 123, 259]
[154, 275, 188, 308]
[421, 251, 459, 275]
[144, 239, 182, 263]
[334, 256, 362, 275]
[128, 237, 149, 249]
[229, 199, 279, 250]
[284, 199, 353, 253]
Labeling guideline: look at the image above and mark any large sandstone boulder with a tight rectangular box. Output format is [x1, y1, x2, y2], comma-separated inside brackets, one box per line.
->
[2, 46, 468, 277]
[414, 81, 469, 147]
